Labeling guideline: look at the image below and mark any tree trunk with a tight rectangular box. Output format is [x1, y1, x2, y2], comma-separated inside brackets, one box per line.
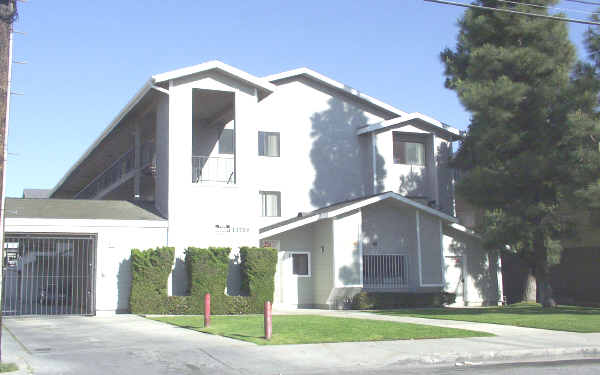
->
[522, 267, 537, 303]
[533, 230, 556, 308]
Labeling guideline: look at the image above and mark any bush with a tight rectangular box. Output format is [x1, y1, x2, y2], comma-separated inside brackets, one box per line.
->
[351, 291, 456, 309]
[130, 247, 174, 314]
[129, 246, 278, 315]
[240, 247, 278, 311]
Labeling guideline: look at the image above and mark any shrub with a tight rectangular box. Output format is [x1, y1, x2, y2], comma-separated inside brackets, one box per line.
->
[129, 246, 278, 315]
[130, 247, 174, 314]
[240, 247, 278, 311]
[351, 291, 456, 309]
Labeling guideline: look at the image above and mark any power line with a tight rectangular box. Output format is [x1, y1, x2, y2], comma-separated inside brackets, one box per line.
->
[564, 0, 600, 6]
[495, 0, 600, 15]
[424, 0, 600, 25]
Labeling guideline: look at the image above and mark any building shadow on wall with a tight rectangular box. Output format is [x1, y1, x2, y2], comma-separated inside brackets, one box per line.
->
[172, 258, 188, 296]
[339, 241, 361, 285]
[310, 97, 386, 208]
[448, 239, 500, 306]
[436, 142, 454, 215]
[116, 258, 131, 313]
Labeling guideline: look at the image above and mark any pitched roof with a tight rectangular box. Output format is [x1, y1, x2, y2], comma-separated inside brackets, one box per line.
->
[259, 191, 457, 238]
[357, 113, 462, 140]
[5, 198, 166, 221]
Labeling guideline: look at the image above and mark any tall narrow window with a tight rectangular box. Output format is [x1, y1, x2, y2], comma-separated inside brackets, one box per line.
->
[219, 129, 234, 154]
[258, 131, 280, 157]
[393, 133, 425, 165]
[260, 191, 281, 217]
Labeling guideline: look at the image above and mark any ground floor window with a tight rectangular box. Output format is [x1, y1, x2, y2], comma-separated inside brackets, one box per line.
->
[292, 253, 310, 276]
[363, 254, 408, 288]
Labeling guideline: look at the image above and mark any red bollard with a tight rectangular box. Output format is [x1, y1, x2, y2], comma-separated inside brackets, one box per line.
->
[264, 301, 272, 340]
[204, 293, 211, 328]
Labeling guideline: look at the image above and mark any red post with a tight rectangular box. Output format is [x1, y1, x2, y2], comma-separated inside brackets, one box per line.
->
[204, 293, 211, 328]
[264, 301, 272, 340]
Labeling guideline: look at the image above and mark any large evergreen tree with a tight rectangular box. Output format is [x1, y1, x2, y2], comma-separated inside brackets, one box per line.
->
[442, 0, 600, 306]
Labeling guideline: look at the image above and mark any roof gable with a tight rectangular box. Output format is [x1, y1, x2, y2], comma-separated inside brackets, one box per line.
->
[260, 191, 457, 238]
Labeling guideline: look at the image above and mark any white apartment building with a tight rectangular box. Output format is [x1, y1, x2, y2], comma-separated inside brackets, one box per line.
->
[5, 61, 503, 315]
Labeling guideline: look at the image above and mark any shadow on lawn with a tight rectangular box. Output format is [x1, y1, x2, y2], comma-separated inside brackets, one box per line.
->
[375, 304, 600, 316]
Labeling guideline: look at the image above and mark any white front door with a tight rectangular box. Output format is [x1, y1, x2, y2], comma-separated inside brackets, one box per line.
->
[278, 251, 310, 306]
[444, 255, 464, 303]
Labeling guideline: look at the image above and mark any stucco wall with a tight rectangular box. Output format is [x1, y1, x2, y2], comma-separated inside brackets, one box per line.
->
[4, 218, 168, 315]
[443, 225, 502, 306]
[361, 201, 418, 289]
[333, 210, 362, 288]
[155, 94, 169, 218]
[419, 212, 443, 286]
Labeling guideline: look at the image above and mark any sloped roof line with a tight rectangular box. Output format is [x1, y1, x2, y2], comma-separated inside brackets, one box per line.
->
[259, 191, 458, 238]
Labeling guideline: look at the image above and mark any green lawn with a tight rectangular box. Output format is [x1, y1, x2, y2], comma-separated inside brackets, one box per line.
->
[373, 303, 600, 333]
[150, 314, 492, 345]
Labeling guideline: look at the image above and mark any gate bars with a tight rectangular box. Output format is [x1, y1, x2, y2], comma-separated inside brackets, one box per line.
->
[2, 233, 97, 317]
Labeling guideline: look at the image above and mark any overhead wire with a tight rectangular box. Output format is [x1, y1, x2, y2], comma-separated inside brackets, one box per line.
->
[494, 0, 600, 15]
[424, 0, 600, 25]
[564, 0, 600, 6]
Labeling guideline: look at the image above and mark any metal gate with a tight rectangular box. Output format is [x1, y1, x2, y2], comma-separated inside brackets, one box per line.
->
[2, 233, 97, 316]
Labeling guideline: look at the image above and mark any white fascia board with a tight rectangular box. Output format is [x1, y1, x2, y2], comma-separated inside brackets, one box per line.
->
[357, 113, 462, 139]
[152, 60, 277, 94]
[49, 79, 154, 197]
[259, 192, 458, 238]
[5, 218, 169, 229]
[445, 222, 480, 239]
[265, 68, 409, 118]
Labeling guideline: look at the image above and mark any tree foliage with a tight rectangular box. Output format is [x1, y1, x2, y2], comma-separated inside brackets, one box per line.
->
[443, 0, 600, 306]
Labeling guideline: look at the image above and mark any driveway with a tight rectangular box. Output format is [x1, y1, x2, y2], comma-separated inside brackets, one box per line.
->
[3, 313, 600, 375]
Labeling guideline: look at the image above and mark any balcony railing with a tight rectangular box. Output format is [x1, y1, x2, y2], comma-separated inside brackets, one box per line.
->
[75, 141, 155, 199]
[192, 156, 235, 184]
[363, 254, 408, 289]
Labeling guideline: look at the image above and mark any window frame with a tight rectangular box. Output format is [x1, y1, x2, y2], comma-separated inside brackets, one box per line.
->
[260, 190, 281, 217]
[219, 128, 235, 155]
[392, 132, 427, 166]
[258, 131, 281, 157]
[290, 251, 311, 277]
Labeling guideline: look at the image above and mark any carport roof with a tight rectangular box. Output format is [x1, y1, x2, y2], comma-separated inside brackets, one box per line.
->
[5, 198, 166, 221]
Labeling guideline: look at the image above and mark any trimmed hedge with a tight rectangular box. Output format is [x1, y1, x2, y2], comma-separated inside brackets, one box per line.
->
[351, 292, 456, 309]
[130, 247, 174, 314]
[240, 247, 278, 311]
[129, 246, 278, 315]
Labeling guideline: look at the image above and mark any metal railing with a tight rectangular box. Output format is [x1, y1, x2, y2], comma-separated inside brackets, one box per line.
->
[192, 155, 235, 184]
[363, 254, 408, 289]
[75, 141, 155, 199]
[2, 233, 97, 316]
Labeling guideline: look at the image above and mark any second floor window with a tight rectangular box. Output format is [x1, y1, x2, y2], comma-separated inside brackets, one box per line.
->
[260, 191, 281, 217]
[219, 129, 234, 155]
[258, 131, 280, 157]
[393, 134, 425, 166]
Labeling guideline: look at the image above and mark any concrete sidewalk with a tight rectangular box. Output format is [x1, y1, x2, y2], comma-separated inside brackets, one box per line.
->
[3, 312, 600, 374]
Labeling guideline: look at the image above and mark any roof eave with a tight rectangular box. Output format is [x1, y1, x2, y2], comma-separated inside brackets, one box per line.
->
[49, 79, 155, 197]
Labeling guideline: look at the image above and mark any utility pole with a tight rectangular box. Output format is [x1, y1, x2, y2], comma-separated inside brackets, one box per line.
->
[0, 0, 17, 364]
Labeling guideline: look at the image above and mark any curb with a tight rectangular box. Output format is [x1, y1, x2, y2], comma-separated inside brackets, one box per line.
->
[387, 346, 600, 369]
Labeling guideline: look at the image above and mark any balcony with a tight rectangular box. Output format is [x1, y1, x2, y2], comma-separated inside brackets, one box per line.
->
[192, 156, 235, 184]
[75, 142, 155, 199]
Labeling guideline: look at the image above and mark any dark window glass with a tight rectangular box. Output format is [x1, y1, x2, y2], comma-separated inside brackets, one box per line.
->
[292, 253, 309, 275]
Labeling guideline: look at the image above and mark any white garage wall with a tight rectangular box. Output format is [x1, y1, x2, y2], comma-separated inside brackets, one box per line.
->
[4, 218, 168, 315]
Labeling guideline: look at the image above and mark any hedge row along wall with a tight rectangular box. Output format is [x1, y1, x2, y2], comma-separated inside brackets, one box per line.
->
[129, 246, 278, 314]
[351, 291, 456, 309]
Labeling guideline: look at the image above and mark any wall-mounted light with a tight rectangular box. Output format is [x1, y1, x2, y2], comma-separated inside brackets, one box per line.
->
[321, 246, 325, 254]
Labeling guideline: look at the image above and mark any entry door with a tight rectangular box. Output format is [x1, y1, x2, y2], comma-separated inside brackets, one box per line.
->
[279, 251, 310, 306]
[444, 255, 464, 302]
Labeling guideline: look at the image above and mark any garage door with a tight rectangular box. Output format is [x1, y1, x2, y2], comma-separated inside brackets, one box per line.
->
[2, 233, 97, 316]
